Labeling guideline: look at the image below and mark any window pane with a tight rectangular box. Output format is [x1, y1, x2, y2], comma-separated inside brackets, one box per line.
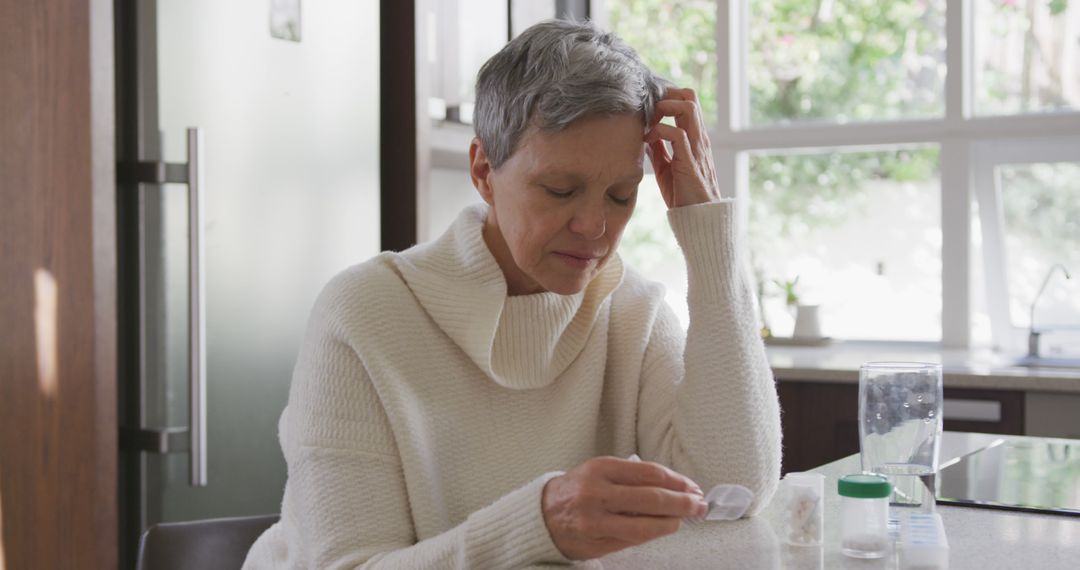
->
[457, 0, 508, 106]
[427, 0, 508, 123]
[749, 147, 942, 341]
[608, 0, 718, 125]
[976, 0, 1080, 115]
[619, 175, 690, 328]
[749, 0, 946, 125]
[512, 1, 556, 37]
[998, 162, 1080, 356]
[970, 204, 995, 347]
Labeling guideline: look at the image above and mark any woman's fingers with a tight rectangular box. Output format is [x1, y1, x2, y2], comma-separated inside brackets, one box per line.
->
[590, 458, 707, 518]
[644, 119, 719, 206]
[645, 123, 696, 172]
[645, 140, 674, 207]
[645, 133, 670, 162]
[541, 456, 713, 560]
[604, 484, 708, 518]
[601, 457, 702, 495]
[656, 87, 708, 147]
[645, 136, 671, 174]
[644, 85, 721, 207]
[654, 99, 708, 161]
[665, 85, 699, 103]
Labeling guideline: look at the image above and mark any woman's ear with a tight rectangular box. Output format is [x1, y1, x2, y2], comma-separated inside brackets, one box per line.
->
[469, 137, 495, 206]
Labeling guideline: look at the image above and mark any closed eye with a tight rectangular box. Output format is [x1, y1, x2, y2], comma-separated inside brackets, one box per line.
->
[544, 186, 574, 198]
[609, 189, 637, 206]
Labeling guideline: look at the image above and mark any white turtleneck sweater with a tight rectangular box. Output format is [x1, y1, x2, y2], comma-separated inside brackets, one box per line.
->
[243, 201, 781, 569]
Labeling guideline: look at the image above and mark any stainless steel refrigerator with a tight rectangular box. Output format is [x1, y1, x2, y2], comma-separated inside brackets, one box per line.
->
[116, 1, 380, 566]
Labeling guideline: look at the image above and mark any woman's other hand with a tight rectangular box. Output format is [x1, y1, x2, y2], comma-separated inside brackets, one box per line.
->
[541, 456, 708, 560]
[644, 86, 722, 208]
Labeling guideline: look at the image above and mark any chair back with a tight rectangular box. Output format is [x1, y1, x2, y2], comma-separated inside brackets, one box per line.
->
[135, 514, 279, 570]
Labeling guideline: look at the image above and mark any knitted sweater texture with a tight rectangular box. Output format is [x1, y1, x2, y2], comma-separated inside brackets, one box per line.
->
[243, 201, 781, 569]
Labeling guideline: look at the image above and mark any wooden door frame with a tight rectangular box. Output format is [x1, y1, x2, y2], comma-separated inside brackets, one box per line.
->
[380, 0, 425, 251]
[0, 0, 118, 567]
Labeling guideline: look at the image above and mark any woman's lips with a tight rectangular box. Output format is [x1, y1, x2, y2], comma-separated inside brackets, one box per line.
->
[553, 251, 601, 270]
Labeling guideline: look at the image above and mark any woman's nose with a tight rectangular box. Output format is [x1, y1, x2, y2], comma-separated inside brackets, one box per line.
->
[569, 203, 606, 240]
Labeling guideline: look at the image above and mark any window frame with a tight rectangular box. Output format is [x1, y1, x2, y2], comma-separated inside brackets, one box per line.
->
[972, 136, 1080, 351]
[712, 0, 1080, 348]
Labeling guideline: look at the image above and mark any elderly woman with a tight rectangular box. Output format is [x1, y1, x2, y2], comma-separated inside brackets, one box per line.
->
[244, 19, 780, 569]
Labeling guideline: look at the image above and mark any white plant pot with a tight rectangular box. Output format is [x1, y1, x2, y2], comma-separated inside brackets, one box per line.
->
[793, 304, 824, 339]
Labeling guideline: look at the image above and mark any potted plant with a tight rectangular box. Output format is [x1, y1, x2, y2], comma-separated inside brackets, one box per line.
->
[773, 275, 801, 320]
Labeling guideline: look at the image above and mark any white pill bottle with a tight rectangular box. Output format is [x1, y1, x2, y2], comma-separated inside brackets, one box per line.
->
[782, 472, 824, 546]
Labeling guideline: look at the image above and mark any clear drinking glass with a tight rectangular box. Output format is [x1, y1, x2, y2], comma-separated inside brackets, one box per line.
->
[858, 362, 943, 511]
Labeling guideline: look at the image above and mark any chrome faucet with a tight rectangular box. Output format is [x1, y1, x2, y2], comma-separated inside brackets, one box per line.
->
[1028, 264, 1072, 358]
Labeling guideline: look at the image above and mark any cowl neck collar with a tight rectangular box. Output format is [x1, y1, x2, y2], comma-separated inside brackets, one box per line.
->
[391, 204, 623, 389]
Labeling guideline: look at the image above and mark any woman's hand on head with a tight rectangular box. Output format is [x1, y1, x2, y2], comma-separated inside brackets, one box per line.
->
[541, 456, 708, 560]
[644, 87, 722, 209]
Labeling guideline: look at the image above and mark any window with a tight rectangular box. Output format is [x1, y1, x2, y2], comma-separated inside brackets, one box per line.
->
[973, 139, 1080, 355]
[604, 0, 1080, 348]
[426, 0, 508, 124]
[620, 175, 690, 327]
[749, 147, 942, 340]
[999, 162, 1080, 348]
[426, 0, 579, 124]
[747, 0, 946, 124]
[608, 0, 719, 125]
[975, 0, 1080, 115]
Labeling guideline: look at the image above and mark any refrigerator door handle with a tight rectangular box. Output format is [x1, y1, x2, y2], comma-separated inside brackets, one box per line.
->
[188, 127, 208, 487]
[120, 426, 191, 454]
[115, 127, 208, 487]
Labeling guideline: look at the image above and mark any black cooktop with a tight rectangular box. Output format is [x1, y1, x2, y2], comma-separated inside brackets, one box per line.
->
[936, 437, 1080, 516]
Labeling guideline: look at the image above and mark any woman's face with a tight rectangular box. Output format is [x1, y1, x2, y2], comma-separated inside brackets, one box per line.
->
[470, 114, 645, 296]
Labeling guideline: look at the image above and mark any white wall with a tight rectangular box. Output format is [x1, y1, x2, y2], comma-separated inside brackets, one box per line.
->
[428, 167, 483, 240]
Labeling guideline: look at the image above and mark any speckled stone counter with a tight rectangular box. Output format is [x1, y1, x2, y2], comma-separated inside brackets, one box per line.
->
[525, 433, 1080, 569]
[766, 343, 1080, 394]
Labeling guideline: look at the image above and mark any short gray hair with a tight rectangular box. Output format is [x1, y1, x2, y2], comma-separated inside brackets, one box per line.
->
[474, 19, 669, 169]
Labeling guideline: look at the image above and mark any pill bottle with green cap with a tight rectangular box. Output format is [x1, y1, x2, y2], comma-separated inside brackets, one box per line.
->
[838, 474, 892, 559]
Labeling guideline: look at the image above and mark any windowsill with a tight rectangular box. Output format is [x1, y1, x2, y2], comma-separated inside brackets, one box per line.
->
[430, 121, 473, 170]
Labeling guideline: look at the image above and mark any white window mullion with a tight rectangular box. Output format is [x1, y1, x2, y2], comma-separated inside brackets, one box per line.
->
[939, 0, 973, 347]
[437, 0, 462, 109]
[940, 139, 972, 347]
[589, 0, 610, 29]
[714, 114, 1080, 151]
[719, 1, 751, 287]
[716, 0, 746, 134]
[720, 119, 948, 150]
[713, 146, 738, 200]
[964, 113, 1080, 138]
[730, 150, 749, 238]
[945, 0, 972, 124]
[972, 143, 1014, 351]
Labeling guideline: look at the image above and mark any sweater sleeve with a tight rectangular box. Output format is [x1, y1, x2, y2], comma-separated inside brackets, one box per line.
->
[634, 200, 782, 515]
[243, 286, 569, 569]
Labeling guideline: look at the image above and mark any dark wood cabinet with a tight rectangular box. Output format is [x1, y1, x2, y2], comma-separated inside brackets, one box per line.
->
[777, 380, 1026, 474]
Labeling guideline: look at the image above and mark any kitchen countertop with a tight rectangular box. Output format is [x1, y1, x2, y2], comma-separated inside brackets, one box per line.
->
[766, 342, 1080, 393]
[525, 432, 1080, 569]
